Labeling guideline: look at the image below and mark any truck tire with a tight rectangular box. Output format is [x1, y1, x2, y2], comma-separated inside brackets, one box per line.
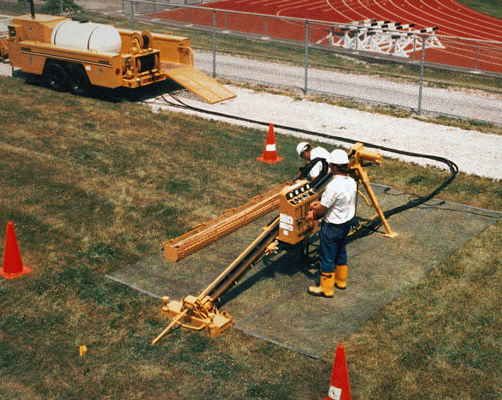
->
[43, 61, 68, 92]
[69, 65, 92, 96]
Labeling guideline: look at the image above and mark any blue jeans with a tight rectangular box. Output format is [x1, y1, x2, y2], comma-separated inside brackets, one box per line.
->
[319, 221, 351, 273]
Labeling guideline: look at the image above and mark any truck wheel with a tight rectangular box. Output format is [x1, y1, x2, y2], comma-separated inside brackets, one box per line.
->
[44, 61, 68, 92]
[69, 65, 92, 96]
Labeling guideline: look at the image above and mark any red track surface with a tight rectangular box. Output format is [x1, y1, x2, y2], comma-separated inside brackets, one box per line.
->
[156, 0, 502, 73]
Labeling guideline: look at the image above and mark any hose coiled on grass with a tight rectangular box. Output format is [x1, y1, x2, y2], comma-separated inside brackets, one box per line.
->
[155, 90, 459, 240]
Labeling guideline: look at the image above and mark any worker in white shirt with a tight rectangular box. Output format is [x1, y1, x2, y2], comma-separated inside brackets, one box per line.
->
[296, 142, 331, 180]
[306, 149, 357, 298]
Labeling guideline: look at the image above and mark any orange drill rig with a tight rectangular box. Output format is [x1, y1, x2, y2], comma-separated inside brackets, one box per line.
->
[153, 143, 396, 344]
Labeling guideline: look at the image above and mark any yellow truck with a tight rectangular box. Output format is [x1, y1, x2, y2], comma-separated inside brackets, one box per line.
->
[0, 12, 235, 103]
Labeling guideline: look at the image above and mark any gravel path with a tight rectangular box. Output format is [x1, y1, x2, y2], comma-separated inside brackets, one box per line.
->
[193, 51, 502, 125]
[146, 85, 502, 180]
[2, 61, 501, 180]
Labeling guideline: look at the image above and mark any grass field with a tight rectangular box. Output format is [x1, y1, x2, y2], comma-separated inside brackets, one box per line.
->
[0, 66, 501, 399]
[0, 1, 501, 398]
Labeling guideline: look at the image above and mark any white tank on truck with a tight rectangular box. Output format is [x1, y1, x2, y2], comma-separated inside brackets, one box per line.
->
[51, 20, 122, 54]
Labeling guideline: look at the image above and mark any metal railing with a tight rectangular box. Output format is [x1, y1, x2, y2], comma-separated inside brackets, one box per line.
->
[0, 15, 11, 36]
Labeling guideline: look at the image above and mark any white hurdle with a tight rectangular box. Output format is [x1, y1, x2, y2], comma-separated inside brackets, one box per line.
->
[317, 19, 445, 58]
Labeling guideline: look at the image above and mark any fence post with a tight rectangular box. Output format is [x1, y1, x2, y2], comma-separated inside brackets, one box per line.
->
[417, 34, 426, 116]
[264, 15, 267, 37]
[304, 20, 309, 94]
[130, 0, 135, 30]
[475, 46, 479, 70]
[60, 0, 63, 15]
[212, 9, 217, 78]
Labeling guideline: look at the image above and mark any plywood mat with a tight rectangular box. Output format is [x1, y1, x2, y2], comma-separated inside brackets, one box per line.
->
[107, 184, 501, 357]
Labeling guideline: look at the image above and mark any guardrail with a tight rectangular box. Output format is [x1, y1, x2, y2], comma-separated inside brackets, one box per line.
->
[0, 16, 12, 33]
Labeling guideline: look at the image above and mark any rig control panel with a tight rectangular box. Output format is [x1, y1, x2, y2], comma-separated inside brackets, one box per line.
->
[278, 180, 320, 245]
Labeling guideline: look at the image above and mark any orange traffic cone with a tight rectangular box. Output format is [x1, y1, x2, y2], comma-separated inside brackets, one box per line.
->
[0, 222, 32, 279]
[325, 344, 352, 400]
[257, 123, 283, 163]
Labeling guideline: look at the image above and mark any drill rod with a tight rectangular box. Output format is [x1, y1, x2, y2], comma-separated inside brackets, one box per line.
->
[151, 309, 188, 345]
[200, 216, 280, 301]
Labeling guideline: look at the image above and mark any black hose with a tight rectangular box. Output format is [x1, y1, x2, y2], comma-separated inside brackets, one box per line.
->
[156, 90, 459, 239]
[298, 157, 330, 190]
[29, 0, 36, 18]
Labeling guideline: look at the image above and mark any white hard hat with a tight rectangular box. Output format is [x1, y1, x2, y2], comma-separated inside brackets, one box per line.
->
[329, 149, 349, 165]
[296, 142, 310, 156]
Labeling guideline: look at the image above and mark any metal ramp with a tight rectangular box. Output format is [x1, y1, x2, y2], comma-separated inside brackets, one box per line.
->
[162, 62, 236, 104]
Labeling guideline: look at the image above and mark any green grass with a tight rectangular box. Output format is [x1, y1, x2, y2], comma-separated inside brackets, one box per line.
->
[459, 0, 502, 19]
[0, 71, 501, 399]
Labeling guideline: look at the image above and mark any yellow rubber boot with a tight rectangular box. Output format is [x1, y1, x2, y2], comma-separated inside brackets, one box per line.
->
[335, 265, 348, 290]
[308, 272, 335, 298]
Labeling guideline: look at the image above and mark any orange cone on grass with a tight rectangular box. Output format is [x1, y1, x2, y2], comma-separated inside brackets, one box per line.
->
[0, 221, 32, 279]
[325, 344, 352, 400]
[257, 123, 283, 163]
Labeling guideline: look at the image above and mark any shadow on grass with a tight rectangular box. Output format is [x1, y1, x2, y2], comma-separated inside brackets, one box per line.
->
[219, 241, 319, 307]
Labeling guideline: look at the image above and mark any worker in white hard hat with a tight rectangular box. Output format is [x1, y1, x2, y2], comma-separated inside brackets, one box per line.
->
[306, 148, 357, 298]
[296, 142, 331, 180]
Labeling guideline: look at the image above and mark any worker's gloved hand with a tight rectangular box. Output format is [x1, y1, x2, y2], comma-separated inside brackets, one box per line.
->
[309, 201, 321, 210]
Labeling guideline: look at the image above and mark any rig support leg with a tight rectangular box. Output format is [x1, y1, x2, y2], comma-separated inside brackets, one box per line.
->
[152, 309, 188, 345]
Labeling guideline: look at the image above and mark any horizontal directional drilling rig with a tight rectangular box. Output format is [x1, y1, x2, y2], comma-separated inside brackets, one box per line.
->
[153, 143, 396, 344]
[162, 184, 290, 261]
[153, 215, 281, 344]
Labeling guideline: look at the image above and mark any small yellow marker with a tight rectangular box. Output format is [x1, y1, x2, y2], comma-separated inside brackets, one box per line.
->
[79, 345, 87, 357]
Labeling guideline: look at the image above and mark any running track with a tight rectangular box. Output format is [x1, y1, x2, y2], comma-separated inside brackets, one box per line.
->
[155, 0, 502, 73]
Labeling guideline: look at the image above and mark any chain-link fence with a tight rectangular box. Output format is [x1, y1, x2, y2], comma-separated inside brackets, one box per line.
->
[119, 0, 502, 125]
[2, 0, 501, 124]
